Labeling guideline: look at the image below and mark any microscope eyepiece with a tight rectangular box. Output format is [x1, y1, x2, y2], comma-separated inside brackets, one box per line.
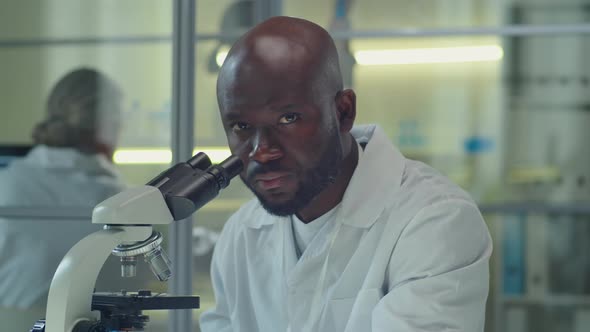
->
[217, 155, 243, 183]
[157, 154, 244, 220]
[187, 152, 212, 170]
[205, 155, 243, 190]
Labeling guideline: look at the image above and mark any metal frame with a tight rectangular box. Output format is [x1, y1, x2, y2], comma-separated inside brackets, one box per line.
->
[3, 23, 590, 49]
[2, 202, 589, 221]
[329, 23, 590, 39]
[0, 207, 91, 219]
[170, 0, 196, 331]
[479, 203, 590, 215]
[0, 36, 171, 47]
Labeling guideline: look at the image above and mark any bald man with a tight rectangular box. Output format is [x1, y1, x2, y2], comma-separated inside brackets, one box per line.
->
[200, 17, 492, 332]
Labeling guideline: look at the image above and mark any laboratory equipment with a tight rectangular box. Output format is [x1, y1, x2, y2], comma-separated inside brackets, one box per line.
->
[32, 290, 201, 332]
[32, 152, 242, 332]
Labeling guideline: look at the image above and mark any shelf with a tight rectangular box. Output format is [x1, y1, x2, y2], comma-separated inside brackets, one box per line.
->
[480, 202, 590, 215]
[501, 294, 590, 306]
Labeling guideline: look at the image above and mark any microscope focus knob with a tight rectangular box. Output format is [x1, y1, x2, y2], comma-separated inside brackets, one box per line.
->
[30, 319, 46, 332]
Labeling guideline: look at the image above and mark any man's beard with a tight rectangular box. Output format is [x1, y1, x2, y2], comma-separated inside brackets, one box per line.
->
[242, 133, 343, 217]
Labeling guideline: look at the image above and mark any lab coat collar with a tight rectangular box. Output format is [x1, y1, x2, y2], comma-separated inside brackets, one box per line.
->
[20, 145, 121, 179]
[338, 124, 404, 228]
[243, 124, 405, 229]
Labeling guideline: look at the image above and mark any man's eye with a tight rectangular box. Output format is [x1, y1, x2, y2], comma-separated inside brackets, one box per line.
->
[231, 122, 250, 131]
[278, 113, 299, 124]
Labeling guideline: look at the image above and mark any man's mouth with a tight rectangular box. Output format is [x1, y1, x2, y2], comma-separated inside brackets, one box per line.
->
[254, 172, 292, 190]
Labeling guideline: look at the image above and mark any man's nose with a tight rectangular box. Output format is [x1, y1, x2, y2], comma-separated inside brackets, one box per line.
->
[248, 129, 282, 163]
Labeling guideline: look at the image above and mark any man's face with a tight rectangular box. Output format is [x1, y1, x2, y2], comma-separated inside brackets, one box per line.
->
[219, 79, 343, 216]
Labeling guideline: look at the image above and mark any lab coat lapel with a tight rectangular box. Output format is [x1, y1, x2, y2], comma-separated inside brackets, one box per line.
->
[283, 125, 405, 293]
[340, 125, 404, 229]
[281, 217, 298, 279]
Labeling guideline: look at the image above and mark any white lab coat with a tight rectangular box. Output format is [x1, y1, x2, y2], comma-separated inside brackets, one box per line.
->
[0, 145, 125, 309]
[200, 124, 492, 332]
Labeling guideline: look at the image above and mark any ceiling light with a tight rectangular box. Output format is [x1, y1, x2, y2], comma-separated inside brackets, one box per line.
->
[354, 45, 503, 65]
[113, 148, 232, 165]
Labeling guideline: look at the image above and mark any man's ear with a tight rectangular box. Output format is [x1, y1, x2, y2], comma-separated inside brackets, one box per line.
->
[335, 89, 356, 132]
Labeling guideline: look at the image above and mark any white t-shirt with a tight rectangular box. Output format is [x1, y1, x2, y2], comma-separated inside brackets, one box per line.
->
[290, 142, 364, 258]
[291, 205, 338, 258]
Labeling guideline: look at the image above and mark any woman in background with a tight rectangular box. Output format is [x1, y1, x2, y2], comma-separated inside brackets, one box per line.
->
[0, 68, 125, 330]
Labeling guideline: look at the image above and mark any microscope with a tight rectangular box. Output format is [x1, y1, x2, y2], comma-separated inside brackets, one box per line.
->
[31, 152, 243, 332]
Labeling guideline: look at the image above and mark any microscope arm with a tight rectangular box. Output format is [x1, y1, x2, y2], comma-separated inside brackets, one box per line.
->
[45, 184, 175, 332]
[45, 185, 173, 332]
[45, 226, 152, 332]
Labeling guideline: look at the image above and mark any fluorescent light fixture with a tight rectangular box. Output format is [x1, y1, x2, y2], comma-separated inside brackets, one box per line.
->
[113, 148, 232, 165]
[113, 149, 172, 164]
[354, 45, 503, 65]
[216, 45, 231, 67]
[200, 148, 232, 164]
[217, 45, 502, 66]
[216, 51, 229, 67]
